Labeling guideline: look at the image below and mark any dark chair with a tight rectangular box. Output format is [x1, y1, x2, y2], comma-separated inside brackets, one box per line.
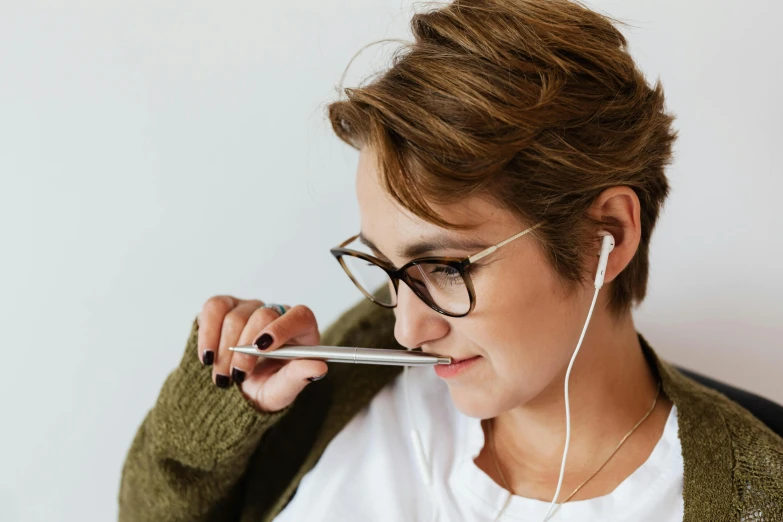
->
[675, 366, 783, 437]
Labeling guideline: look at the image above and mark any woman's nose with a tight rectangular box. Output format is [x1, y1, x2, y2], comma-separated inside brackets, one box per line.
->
[393, 281, 449, 349]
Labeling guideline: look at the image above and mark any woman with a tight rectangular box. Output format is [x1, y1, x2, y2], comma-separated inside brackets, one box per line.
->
[119, 1, 782, 521]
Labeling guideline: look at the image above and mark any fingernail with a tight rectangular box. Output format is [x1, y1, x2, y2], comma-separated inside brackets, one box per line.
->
[231, 367, 246, 385]
[307, 373, 327, 383]
[254, 333, 273, 350]
[203, 350, 214, 366]
[215, 374, 230, 388]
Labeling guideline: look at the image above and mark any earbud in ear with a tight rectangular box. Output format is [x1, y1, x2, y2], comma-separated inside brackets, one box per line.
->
[594, 231, 615, 289]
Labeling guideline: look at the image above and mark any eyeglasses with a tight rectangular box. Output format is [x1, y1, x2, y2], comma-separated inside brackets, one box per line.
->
[329, 221, 544, 317]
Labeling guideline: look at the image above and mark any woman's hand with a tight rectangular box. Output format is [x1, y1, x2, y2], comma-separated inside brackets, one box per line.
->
[196, 295, 328, 413]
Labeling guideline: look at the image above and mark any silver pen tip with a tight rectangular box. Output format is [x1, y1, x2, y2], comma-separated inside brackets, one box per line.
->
[437, 357, 452, 365]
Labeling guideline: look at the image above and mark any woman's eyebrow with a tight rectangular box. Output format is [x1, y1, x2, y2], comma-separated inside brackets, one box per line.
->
[357, 231, 493, 260]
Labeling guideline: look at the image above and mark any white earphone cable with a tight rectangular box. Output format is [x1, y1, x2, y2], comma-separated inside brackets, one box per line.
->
[540, 286, 601, 521]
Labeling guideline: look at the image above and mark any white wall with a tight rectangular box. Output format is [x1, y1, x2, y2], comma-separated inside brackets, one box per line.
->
[1, 1, 780, 520]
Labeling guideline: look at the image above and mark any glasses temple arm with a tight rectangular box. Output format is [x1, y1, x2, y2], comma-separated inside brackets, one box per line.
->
[468, 221, 544, 264]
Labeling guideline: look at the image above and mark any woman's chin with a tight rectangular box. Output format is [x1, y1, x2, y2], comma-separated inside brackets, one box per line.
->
[447, 386, 500, 419]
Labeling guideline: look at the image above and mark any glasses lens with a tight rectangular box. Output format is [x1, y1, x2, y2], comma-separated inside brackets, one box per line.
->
[339, 255, 397, 306]
[404, 262, 470, 315]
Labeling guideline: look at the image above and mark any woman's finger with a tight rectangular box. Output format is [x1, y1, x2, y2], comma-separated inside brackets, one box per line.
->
[212, 299, 263, 386]
[249, 304, 321, 351]
[197, 295, 238, 366]
[228, 304, 293, 386]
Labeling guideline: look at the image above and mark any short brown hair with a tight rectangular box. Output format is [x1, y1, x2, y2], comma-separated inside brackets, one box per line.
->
[327, 0, 677, 316]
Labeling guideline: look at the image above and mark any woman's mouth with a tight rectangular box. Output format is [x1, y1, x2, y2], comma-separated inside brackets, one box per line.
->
[434, 355, 482, 379]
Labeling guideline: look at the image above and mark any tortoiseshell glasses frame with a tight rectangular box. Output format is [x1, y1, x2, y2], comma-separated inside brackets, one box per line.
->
[329, 221, 544, 318]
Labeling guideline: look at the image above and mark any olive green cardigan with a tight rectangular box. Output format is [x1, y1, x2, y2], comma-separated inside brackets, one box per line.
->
[119, 298, 783, 521]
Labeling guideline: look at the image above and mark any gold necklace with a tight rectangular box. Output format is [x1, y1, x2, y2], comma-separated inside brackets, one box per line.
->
[486, 381, 662, 520]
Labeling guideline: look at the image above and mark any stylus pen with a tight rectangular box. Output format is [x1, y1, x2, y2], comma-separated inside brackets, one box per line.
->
[228, 345, 452, 366]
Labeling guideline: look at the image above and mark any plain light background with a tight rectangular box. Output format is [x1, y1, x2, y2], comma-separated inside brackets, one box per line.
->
[1, 1, 781, 520]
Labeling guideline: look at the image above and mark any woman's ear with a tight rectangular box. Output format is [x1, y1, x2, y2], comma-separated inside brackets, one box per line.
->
[589, 186, 642, 286]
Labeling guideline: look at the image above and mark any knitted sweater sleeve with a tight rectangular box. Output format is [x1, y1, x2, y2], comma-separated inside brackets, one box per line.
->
[118, 316, 292, 522]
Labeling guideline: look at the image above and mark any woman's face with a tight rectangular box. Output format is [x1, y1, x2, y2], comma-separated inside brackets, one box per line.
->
[355, 146, 595, 419]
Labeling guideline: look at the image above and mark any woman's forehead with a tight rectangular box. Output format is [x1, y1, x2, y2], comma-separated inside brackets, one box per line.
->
[356, 182, 523, 266]
[356, 174, 496, 246]
[355, 147, 507, 228]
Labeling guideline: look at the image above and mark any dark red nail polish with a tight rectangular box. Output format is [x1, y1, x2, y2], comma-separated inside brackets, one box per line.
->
[232, 367, 246, 385]
[307, 373, 327, 382]
[254, 333, 273, 350]
[203, 350, 214, 366]
[215, 374, 230, 388]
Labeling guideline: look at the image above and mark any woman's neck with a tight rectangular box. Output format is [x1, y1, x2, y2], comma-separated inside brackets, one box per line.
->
[475, 311, 673, 501]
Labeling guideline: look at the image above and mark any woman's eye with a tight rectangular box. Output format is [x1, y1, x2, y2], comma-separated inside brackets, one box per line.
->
[430, 265, 465, 286]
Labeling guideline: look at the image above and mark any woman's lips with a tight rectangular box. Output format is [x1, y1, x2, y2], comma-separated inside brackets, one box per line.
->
[434, 355, 481, 378]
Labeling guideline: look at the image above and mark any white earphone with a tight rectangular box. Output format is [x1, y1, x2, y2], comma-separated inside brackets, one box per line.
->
[405, 230, 616, 522]
[594, 231, 616, 290]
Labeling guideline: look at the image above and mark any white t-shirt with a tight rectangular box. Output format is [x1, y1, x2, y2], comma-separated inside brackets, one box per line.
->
[273, 365, 685, 522]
